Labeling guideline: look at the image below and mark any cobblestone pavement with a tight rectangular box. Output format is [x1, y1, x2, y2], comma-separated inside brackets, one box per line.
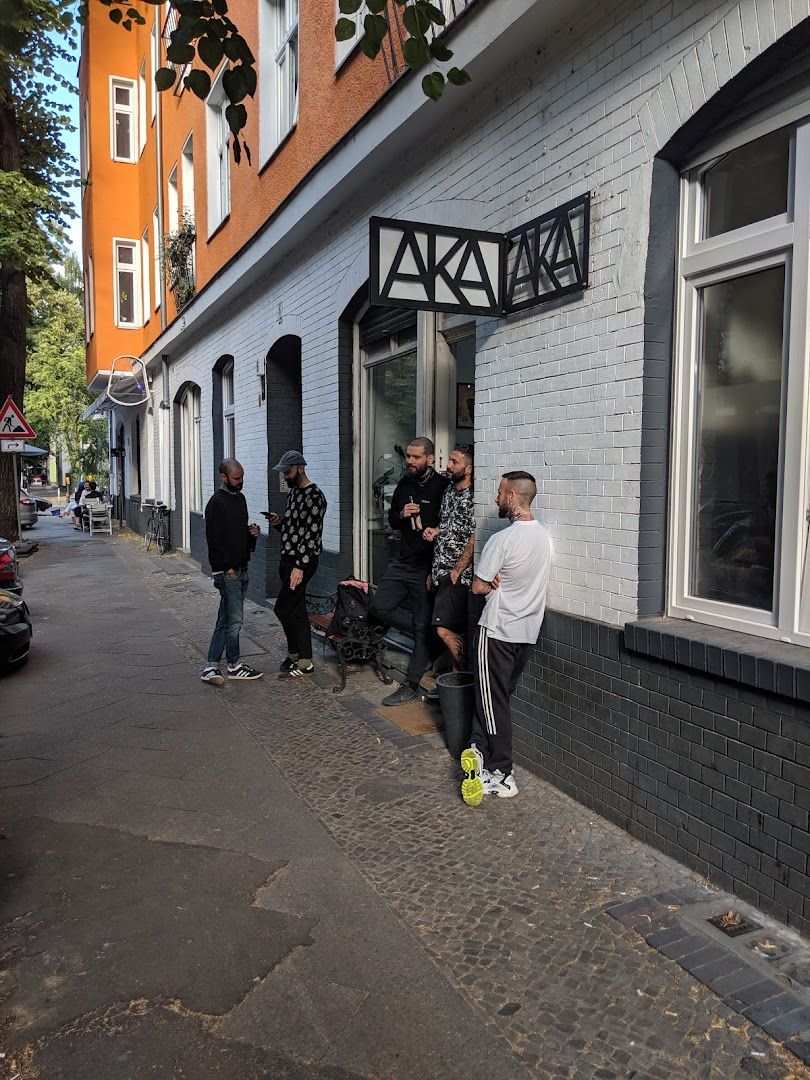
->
[111, 528, 810, 1080]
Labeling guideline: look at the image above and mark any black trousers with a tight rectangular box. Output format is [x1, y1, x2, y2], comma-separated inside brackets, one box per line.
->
[274, 558, 319, 660]
[470, 626, 531, 776]
[370, 558, 432, 685]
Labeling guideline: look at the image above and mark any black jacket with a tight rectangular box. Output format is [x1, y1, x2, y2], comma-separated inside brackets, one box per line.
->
[387, 468, 449, 567]
[205, 488, 256, 572]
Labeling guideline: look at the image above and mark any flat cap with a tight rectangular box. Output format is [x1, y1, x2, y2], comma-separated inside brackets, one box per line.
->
[272, 450, 307, 472]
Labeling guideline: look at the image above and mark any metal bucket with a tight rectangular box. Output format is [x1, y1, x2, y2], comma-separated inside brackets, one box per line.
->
[436, 671, 474, 762]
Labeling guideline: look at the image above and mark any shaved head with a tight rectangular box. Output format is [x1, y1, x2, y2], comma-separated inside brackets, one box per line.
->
[502, 470, 537, 507]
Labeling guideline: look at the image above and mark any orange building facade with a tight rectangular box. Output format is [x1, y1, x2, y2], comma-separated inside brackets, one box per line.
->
[80, 0, 394, 390]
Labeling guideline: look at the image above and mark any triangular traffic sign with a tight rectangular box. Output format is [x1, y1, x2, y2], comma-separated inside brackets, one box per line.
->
[0, 396, 36, 439]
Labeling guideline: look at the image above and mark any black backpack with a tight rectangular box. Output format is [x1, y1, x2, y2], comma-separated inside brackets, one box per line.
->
[327, 580, 372, 637]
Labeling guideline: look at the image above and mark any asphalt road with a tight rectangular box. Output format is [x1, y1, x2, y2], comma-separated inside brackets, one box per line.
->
[0, 517, 807, 1079]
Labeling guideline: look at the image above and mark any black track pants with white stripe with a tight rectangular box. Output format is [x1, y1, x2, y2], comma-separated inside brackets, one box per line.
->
[470, 626, 531, 776]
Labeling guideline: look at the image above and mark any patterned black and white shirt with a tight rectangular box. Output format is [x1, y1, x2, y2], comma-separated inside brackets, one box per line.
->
[432, 485, 474, 586]
[278, 484, 327, 569]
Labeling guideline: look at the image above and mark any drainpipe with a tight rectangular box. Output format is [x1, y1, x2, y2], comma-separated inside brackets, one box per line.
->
[155, 19, 167, 329]
[161, 354, 170, 506]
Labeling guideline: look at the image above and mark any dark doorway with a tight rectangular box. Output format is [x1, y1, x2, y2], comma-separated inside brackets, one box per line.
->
[265, 336, 302, 597]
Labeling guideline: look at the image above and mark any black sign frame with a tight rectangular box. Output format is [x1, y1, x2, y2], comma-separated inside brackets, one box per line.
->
[503, 193, 590, 314]
[369, 216, 506, 318]
[368, 194, 590, 319]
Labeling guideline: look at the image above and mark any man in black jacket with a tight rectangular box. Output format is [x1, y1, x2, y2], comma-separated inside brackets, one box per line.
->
[371, 437, 449, 705]
[201, 458, 263, 685]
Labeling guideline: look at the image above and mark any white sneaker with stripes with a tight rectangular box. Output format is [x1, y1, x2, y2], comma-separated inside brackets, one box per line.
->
[488, 770, 518, 798]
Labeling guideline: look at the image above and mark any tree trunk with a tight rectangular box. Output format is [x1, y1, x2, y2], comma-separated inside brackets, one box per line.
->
[0, 90, 27, 542]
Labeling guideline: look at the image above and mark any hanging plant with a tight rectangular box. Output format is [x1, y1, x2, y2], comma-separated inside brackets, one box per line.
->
[162, 212, 196, 311]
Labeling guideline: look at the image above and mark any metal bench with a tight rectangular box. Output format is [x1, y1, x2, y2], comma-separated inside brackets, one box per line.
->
[307, 586, 393, 694]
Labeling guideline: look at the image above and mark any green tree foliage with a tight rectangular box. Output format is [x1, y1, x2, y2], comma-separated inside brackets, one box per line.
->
[0, 0, 77, 538]
[25, 256, 108, 480]
[87, 0, 471, 163]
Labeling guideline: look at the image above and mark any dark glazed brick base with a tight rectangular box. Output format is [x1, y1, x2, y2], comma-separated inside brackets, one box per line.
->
[515, 610, 810, 938]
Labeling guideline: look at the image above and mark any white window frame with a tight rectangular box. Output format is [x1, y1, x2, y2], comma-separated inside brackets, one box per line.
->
[669, 113, 810, 647]
[80, 98, 90, 182]
[152, 206, 162, 310]
[112, 238, 141, 328]
[138, 61, 147, 155]
[141, 228, 151, 324]
[167, 164, 179, 233]
[222, 361, 235, 458]
[205, 67, 231, 235]
[181, 133, 195, 219]
[162, 7, 191, 93]
[259, 0, 298, 165]
[335, 1, 366, 70]
[150, 17, 159, 120]
[109, 76, 137, 163]
[83, 259, 94, 343]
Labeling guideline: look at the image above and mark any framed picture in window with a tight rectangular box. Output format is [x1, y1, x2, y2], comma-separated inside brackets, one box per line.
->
[456, 382, 474, 428]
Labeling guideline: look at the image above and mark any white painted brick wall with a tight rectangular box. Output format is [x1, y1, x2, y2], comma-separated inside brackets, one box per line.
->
[133, 0, 803, 626]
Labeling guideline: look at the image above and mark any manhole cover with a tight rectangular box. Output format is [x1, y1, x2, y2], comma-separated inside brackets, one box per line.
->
[708, 910, 761, 937]
[749, 937, 792, 961]
[782, 960, 810, 989]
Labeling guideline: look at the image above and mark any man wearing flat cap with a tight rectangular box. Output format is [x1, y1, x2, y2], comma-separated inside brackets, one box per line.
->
[263, 451, 327, 678]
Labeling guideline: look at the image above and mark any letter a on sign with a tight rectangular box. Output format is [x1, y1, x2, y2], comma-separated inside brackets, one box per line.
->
[0, 396, 35, 439]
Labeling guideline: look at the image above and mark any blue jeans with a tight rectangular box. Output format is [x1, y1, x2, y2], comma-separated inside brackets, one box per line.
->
[207, 570, 248, 665]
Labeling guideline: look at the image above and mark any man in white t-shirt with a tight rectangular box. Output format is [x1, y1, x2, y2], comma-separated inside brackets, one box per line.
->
[461, 470, 552, 806]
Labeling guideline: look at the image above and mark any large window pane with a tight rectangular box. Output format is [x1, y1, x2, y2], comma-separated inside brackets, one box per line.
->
[368, 352, 417, 584]
[703, 127, 790, 238]
[118, 268, 135, 324]
[691, 266, 785, 610]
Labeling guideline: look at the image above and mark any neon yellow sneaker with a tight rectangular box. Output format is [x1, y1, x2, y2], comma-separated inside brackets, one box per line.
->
[460, 746, 485, 807]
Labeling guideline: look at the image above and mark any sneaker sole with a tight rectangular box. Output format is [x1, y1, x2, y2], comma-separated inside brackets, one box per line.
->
[277, 668, 314, 679]
[460, 748, 484, 807]
[201, 674, 225, 686]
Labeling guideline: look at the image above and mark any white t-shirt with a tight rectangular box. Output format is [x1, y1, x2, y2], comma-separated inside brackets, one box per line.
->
[476, 520, 552, 644]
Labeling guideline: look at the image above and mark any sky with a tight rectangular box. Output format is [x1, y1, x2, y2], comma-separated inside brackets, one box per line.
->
[53, 22, 83, 262]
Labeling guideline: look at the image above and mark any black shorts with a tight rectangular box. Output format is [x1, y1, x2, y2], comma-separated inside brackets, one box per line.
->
[431, 576, 468, 634]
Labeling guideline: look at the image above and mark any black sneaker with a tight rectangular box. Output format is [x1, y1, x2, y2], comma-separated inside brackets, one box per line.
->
[277, 661, 314, 679]
[201, 666, 225, 686]
[381, 684, 419, 706]
[279, 655, 299, 673]
[227, 662, 263, 680]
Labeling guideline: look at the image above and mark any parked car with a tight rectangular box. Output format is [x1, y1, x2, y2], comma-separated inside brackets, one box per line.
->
[0, 538, 22, 595]
[19, 487, 37, 529]
[0, 588, 32, 669]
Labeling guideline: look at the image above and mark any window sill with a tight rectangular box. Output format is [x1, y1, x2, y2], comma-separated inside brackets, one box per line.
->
[206, 213, 230, 244]
[624, 615, 810, 703]
[258, 123, 297, 177]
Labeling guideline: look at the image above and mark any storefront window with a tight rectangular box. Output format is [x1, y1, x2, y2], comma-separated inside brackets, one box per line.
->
[703, 126, 790, 238]
[670, 113, 810, 644]
[691, 267, 784, 610]
[368, 351, 417, 583]
[357, 310, 476, 585]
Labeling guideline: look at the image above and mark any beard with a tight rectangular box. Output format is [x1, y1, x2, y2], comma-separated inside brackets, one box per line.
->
[498, 506, 508, 518]
[407, 463, 428, 477]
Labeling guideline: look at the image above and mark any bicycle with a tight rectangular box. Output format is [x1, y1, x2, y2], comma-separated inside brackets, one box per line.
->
[144, 501, 170, 555]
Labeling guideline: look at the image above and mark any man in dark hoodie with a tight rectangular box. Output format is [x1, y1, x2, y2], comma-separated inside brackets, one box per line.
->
[201, 458, 263, 685]
[371, 437, 449, 705]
